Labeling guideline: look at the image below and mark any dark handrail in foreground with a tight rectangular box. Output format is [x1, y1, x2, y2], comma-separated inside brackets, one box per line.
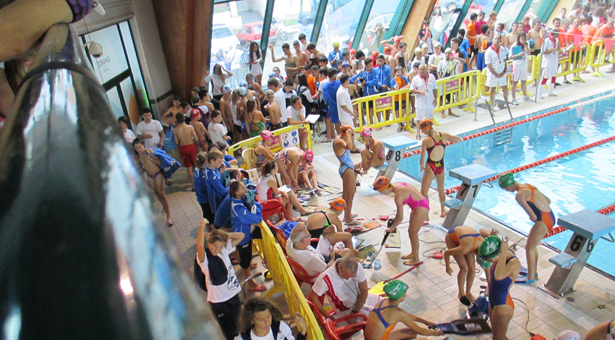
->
[0, 24, 222, 339]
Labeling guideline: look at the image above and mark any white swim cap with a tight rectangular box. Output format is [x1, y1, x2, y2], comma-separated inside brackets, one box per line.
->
[553, 330, 580, 340]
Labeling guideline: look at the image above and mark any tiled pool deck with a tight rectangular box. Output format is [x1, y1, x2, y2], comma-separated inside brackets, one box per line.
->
[158, 69, 615, 339]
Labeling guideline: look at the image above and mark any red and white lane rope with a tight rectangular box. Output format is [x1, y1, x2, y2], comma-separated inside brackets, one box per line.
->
[401, 93, 615, 160]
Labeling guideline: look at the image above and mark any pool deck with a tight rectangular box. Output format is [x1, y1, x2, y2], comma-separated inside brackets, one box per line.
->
[160, 69, 615, 339]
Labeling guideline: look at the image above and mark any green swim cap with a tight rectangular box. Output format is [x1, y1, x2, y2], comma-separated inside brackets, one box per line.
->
[477, 236, 502, 268]
[498, 173, 515, 189]
[383, 279, 408, 300]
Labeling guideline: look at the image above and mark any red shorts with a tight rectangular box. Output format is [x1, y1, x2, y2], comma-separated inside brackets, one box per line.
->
[179, 144, 197, 168]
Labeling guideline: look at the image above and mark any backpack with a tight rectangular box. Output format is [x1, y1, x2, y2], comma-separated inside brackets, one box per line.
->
[193, 257, 207, 292]
[297, 85, 313, 113]
[240, 321, 281, 340]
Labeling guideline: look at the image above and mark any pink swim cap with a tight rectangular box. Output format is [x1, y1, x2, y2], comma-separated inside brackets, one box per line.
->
[304, 150, 314, 163]
[360, 127, 373, 138]
[260, 130, 273, 140]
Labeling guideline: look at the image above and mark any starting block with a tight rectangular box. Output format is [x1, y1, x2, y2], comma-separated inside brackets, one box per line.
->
[542, 210, 615, 297]
[442, 164, 498, 230]
[377, 136, 418, 179]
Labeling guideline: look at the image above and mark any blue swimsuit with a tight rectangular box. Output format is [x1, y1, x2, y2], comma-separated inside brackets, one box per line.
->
[337, 149, 354, 177]
[489, 252, 517, 309]
[372, 300, 396, 329]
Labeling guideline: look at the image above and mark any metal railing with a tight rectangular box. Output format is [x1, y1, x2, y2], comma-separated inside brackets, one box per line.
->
[0, 24, 221, 339]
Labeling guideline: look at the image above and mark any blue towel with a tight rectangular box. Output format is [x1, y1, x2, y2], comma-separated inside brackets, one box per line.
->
[151, 148, 180, 178]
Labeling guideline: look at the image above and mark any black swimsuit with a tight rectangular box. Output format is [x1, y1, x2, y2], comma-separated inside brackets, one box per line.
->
[309, 211, 332, 247]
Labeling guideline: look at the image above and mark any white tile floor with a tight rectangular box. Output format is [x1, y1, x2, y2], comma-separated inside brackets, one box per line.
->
[158, 67, 615, 340]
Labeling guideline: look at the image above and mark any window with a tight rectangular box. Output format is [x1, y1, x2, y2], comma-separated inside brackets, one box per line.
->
[317, 0, 368, 53]
[81, 22, 149, 126]
[497, 0, 526, 29]
[525, 0, 549, 23]
[210, 1, 266, 88]
[431, 0, 465, 47]
[262, 0, 323, 82]
[356, 0, 402, 52]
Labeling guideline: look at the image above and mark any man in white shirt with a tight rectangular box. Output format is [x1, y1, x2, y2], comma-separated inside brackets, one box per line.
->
[410, 64, 437, 137]
[271, 78, 289, 127]
[286, 223, 351, 280]
[336, 74, 356, 128]
[309, 257, 381, 318]
[136, 108, 164, 149]
[484, 34, 509, 107]
[538, 30, 561, 99]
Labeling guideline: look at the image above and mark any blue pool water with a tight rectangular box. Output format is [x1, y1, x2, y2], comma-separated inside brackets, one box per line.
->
[398, 93, 615, 277]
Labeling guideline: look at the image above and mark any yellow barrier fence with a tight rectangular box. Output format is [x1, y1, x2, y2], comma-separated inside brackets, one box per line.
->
[227, 123, 313, 159]
[589, 39, 615, 78]
[255, 222, 324, 340]
[351, 88, 415, 132]
[435, 70, 481, 116]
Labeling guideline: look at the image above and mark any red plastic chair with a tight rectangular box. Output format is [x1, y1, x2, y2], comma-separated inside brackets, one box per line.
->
[286, 256, 319, 287]
[307, 300, 367, 340]
[260, 199, 292, 221]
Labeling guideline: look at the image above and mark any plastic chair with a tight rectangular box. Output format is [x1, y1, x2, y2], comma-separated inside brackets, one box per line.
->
[260, 199, 291, 221]
[286, 256, 319, 287]
[242, 147, 257, 169]
[307, 300, 367, 340]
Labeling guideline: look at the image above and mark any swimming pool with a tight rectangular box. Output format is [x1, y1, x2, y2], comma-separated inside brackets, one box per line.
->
[398, 92, 615, 277]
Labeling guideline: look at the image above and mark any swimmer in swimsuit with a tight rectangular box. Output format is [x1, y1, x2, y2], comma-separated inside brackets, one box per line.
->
[373, 177, 430, 266]
[418, 119, 462, 217]
[364, 279, 443, 340]
[296, 150, 319, 191]
[254, 130, 293, 185]
[333, 125, 361, 225]
[306, 198, 358, 257]
[356, 127, 386, 173]
[477, 236, 521, 340]
[498, 172, 555, 284]
[276, 147, 313, 190]
[444, 226, 494, 305]
[133, 138, 173, 226]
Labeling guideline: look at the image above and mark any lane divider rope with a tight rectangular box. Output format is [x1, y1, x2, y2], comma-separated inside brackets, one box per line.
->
[401, 93, 615, 160]
[444, 134, 615, 195]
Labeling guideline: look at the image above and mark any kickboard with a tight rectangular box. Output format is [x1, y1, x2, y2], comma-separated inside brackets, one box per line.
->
[345, 220, 381, 233]
[436, 319, 491, 335]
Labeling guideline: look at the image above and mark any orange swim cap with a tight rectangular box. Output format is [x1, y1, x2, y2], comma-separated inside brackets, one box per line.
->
[341, 125, 354, 134]
[373, 176, 391, 191]
[329, 198, 347, 211]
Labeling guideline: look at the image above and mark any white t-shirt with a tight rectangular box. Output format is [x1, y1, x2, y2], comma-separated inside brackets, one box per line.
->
[410, 74, 437, 109]
[273, 89, 288, 123]
[233, 321, 295, 340]
[484, 45, 507, 76]
[336, 86, 353, 123]
[123, 129, 136, 144]
[136, 120, 163, 149]
[542, 37, 559, 67]
[208, 122, 228, 145]
[204, 73, 226, 96]
[508, 42, 528, 66]
[312, 260, 367, 313]
[286, 238, 327, 278]
[437, 59, 459, 78]
[428, 53, 444, 68]
[196, 240, 241, 303]
[287, 105, 306, 123]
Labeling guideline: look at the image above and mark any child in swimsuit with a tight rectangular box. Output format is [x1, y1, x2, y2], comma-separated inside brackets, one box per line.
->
[364, 279, 443, 340]
[478, 236, 521, 340]
[499, 172, 555, 284]
[373, 176, 430, 266]
[419, 119, 462, 217]
[133, 138, 173, 226]
[444, 226, 493, 306]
